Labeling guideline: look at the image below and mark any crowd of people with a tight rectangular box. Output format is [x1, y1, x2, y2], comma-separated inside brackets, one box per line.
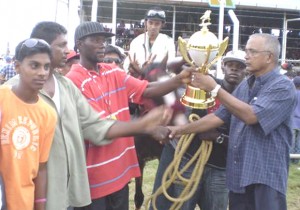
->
[0, 6, 299, 210]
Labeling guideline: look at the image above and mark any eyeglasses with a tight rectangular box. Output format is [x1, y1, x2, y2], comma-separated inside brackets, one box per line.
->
[103, 57, 122, 64]
[245, 49, 271, 57]
[146, 10, 166, 19]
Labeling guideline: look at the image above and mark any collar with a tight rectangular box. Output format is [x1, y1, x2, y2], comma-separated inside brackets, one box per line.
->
[247, 67, 279, 88]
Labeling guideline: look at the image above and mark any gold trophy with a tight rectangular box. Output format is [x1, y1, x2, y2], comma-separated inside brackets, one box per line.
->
[178, 10, 229, 109]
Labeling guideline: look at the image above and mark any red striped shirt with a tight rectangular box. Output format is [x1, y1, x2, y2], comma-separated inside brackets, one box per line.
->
[67, 63, 148, 198]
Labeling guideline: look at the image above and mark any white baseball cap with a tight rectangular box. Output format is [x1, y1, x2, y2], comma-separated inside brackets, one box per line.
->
[222, 50, 246, 66]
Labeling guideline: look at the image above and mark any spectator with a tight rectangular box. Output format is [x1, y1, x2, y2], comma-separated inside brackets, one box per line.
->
[123, 7, 176, 75]
[57, 50, 80, 75]
[0, 38, 57, 210]
[291, 76, 300, 164]
[168, 33, 296, 210]
[66, 21, 192, 210]
[0, 56, 16, 84]
[103, 44, 126, 68]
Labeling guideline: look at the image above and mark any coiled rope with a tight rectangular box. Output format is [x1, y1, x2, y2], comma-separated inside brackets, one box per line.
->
[145, 113, 213, 210]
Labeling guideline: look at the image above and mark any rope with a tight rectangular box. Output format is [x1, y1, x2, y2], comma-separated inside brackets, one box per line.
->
[144, 113, 213, 210]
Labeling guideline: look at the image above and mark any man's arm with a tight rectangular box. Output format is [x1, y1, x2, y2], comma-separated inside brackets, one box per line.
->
[191, 73, 258, 125]
[169, 113, 224, 138]
[33, 163, 47, 210]
[142, 67, 194, 98]
[105, 106, 172, 143]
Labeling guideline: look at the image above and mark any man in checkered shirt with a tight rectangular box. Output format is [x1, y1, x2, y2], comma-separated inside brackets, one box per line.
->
[0, 56, 16, 84]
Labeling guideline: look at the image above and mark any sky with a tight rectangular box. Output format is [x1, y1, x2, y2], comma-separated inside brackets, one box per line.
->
[0, 0, 79, 56]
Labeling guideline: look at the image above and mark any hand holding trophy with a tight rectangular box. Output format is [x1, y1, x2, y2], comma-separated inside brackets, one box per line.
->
[178, 10, 229, 109]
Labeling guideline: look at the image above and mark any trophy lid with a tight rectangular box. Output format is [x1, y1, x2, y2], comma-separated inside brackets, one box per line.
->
[187, 10, 219, 50]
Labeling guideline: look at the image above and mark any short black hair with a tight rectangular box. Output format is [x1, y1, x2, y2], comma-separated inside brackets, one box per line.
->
[30, 21, 67, 45]
[15, 39, 52, 62]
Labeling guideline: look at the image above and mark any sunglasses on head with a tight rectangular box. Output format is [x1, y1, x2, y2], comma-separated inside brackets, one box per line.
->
[103, 57, 122, 64]
[146, 10, 166, 19]
[17, 38, 50, 61]
[22, 38, 49, 49]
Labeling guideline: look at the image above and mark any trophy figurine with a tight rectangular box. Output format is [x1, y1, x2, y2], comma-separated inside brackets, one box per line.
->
[178, 10, 229, 109]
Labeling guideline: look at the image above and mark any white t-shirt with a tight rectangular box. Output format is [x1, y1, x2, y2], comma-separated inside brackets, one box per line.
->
[124, 32, 176, 72]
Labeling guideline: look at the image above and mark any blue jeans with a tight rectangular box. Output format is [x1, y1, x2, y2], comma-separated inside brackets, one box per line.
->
[291, 129, 300, 163]
[150, 143, 175, 210]
[172, 155, 228, 210]
[150, 143, 228, 210]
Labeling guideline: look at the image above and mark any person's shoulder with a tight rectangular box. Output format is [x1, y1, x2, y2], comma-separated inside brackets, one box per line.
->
[55, 72, 77, 86]
[158, 33, 172, 40]
[5, 74, 20, 86]
[65, 65, 88, 82]
[37, 97, 57, 122]
[131, 33, 144, 43]
[0, 85, 11, 93]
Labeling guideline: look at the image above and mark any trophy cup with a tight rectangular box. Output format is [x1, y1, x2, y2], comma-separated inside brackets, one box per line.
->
[178, 10, 229, 109]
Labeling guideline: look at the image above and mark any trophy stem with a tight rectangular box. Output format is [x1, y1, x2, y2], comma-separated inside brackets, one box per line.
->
[180, 85, 215, 109]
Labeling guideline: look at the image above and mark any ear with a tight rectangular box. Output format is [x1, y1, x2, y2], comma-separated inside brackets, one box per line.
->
[266, 53, 273, 64]
[75, 40, 82, 51]
[14, 61, 21, 74]
[221, 61, 225, 73]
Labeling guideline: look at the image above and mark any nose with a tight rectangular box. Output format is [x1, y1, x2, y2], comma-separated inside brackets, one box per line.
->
[37, 67, 48, 77]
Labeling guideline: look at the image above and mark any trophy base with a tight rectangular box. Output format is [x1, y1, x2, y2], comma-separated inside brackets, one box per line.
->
[180, 85, 216, 109]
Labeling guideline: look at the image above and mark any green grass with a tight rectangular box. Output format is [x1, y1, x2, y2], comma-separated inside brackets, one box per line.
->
[287, 163, 300, 209]
[129, 160, 300, 210]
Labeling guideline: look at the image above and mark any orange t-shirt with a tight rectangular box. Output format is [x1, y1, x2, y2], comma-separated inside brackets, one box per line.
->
[0, 86, 57, 210]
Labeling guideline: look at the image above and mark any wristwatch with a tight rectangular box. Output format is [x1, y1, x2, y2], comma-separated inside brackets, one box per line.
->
[211, 84, 221, 97]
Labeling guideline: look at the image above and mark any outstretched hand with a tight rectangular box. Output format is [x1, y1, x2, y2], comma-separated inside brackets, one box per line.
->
[167, 125, 183, 139]
[140, 106, 174, 144]
[190, 72, 217, 91]
[148, 125, 171, 144]
[141, 105, 173, 130]
[178, 66, 197, 85]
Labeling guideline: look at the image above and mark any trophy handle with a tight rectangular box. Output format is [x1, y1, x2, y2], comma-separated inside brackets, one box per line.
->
[178, 37, 195, 66]
[206, 37, 229, 70]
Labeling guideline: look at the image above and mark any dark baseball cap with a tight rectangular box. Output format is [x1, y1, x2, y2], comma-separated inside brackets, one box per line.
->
[74, 22, 115, 41]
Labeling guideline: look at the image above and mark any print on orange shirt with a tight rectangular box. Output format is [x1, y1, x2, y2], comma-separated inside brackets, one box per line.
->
[1, 116, 39, 159]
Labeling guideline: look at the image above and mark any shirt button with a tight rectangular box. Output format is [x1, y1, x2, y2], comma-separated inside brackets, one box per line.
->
[234, 145, 237, 149]
[234, 161, 237, 164]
